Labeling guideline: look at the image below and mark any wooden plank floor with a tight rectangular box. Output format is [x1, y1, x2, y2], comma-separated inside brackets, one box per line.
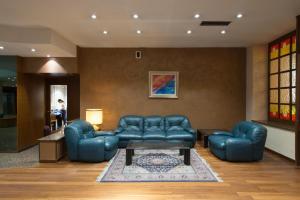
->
[0, 142, 300, 200]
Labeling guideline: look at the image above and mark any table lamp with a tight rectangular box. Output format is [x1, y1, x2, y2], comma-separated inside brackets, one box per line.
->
[86, 109, 103, 130]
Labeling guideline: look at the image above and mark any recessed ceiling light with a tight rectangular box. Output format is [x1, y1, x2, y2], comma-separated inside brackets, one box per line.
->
[236, 13, 243, 19]
[47, 54, 51, 58]
[187, 30, 192, 34]
[103, 30, 108, 35]
[133, 14, 139, 19]
[194, 14, 200, 19]
[0, 46, 4, 50]
[220, 30, 226, 34]
[91, 14, 97, 19]
[31, 48, 36, 52]
[136, 30, 142, 34]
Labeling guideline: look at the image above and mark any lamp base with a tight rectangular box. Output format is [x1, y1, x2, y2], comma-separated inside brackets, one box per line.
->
[93, 124, 101, 131]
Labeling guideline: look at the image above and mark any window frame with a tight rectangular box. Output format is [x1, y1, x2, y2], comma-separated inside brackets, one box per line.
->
[268, 31, 296, 124]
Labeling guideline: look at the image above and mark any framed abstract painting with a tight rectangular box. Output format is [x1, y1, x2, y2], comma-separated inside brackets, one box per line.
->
[149, 71, 179, 98]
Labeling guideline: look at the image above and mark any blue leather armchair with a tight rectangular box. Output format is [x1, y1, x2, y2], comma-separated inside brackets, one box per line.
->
[64, 120, 119, 162]
[115, 115, 196, 148]
[208, 121, 267, 162]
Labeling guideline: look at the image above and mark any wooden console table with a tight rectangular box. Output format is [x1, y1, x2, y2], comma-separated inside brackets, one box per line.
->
[38, 129, 65, 162]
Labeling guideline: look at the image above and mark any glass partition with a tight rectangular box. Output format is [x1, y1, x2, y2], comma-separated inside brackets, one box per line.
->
[0, 56, 17, 152]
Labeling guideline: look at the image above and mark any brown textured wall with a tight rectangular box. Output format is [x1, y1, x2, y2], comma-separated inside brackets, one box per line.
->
[79, 48, 246, 130]
[20, 57, 77, 74]
[17, 72, 45, 150]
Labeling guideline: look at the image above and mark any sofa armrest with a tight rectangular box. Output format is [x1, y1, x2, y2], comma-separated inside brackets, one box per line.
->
[78, 138, 105, 162]
[94, 131, 115, 137]
[212, 131, 233, 137]
[226, 138, 253, 161]
[185, 128, 196, 134]
[114, 127, 124, 134]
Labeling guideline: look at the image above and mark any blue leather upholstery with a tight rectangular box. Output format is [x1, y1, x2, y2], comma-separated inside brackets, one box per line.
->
[64, 120, 118, 162]
[208, 121, 267, 162]
[115, 115, 196, 148]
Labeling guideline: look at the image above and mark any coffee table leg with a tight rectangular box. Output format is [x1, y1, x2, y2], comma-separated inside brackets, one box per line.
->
[179, 149, 184, 155]
[184, 149, 190, 165]
[126, 149, 133, 165]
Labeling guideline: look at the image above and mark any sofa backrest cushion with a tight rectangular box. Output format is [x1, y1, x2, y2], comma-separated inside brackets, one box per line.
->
[118, 115, 144, 132]
[165, 115, 191, 131]
[144, 116, 164, 132]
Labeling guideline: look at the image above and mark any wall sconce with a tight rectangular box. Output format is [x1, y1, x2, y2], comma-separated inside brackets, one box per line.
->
[86, 109, 103, 130]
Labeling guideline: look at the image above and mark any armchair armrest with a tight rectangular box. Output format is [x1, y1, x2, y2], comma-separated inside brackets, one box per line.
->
[78, 137, 105, 162]
[226, 138, 253, 161]
[212, 131, 233, 137]
[94, 131, 115, 137]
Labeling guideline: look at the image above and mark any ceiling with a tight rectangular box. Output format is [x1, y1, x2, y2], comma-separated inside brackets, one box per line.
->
[0, 0, 300, 56]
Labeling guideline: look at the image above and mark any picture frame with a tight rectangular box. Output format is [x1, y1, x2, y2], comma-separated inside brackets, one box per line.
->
[149, 71, 179, 98]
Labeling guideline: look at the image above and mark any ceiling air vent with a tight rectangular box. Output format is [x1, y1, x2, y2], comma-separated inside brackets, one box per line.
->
[200, 21, 231, 26]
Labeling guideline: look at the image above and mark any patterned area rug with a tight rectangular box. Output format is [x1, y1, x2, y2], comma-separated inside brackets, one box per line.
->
[97, 149, 222, 182]
[0, 145, 39, 168]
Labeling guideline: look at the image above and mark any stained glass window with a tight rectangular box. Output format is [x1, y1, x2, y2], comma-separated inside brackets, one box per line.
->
[280, 56, 290, 71]
[270, 44, 279, 59]
[268, 31, 296, 122]
[270, 74, 278, 88]
[280, 105, 290, 120]
[270, 104, 279, 119]
[280, 38, 290, 56]
[270, 90, 278, 103]
[292, 35, 296, 52]
[270, 60, 278, 73]
[280, 89, 290, 103]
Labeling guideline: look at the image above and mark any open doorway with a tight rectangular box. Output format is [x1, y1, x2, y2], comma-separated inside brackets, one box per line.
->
[45, 74, 80, 134]
[50, 85, 67, 130]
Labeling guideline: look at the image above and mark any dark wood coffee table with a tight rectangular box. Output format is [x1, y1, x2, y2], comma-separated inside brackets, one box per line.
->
[126, 140, 191, 166]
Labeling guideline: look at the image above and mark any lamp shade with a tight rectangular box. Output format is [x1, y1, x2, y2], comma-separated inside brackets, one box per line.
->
[86, 109, 103, 125]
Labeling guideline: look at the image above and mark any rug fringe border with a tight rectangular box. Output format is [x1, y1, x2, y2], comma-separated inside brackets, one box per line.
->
[96, 149, 120, 182]
[192, 149, 223, 182]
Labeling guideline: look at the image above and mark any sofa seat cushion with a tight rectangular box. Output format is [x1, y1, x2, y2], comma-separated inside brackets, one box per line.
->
[117, 131, 143, 140]
[143, 131, 166, 140]
[104, 136, 119, 151]
[208, 135, 232, 150]
[166, 131, 194, 141]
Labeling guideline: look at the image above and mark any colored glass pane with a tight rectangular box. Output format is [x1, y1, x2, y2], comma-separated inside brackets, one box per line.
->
[292, 53, 296, 69]
[292, 88, 296, 103]
[292, 105, 296, 122]
[292, 35, 296, 52]
[270, 90, 278, 103]
[280, 55, 290, 71]
[270, 44, 279, 59]
[280, 105, 290, 120]
[280, 38, 290, 56]
[292, 70, 296, 86]
[280, 72, 290, 87]
[270, 59, 278, 73]
[280, 89, 290, 103]
[270, 74, 278, 88]
[269, 104, 279, 119]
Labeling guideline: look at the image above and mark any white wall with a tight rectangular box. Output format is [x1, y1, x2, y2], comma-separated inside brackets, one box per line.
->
[246, 45, 268, 121]
[264, 125, 295, 160]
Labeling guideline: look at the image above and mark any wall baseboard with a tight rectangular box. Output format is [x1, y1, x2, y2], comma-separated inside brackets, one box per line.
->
[265, 147, 295, 162]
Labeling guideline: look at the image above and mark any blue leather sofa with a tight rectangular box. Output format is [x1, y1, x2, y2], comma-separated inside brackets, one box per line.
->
[64, 120, 119, 162]
[115, 115, 196, 148]
[208, 121, 267, 162]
